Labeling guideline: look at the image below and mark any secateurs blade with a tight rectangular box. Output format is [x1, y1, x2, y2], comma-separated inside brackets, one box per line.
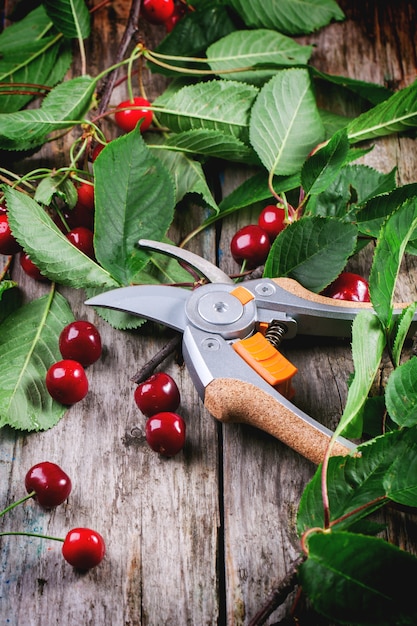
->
[85, 239, 417, 465]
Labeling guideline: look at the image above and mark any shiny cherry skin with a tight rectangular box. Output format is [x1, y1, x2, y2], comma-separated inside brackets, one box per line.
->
[258, 205, 286, 241]
[141, 0, 174, 24]
[230, 224, 271, 268]
[66, 226, 95, 259]
[25, 461, 72, 508]
[145, 412, 186, 457]
[20, 252, 48, 281]
[134, 372, 180, 417]
[0, 202, 7, 214]
[91, 142, 107, 162]
[164, 3, 187, 31]
[322, 272, 371, 302]
[45, 360, 88, 405]
[62, 528, 106, 570]
[59, 320, 102, 367]
[75, 182, 95, 212]
[114, 97, 153, 133]
[0, 213, 22, 255]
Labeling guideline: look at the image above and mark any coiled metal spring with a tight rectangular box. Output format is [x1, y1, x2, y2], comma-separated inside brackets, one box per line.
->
[265, 320, 288, 349]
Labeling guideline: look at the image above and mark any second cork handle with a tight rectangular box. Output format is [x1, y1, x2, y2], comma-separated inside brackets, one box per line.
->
[204, 378, 355, 465]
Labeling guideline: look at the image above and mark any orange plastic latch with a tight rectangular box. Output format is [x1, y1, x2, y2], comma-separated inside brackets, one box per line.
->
[233, 332, 297, 399]
[230, 286, 255, 305]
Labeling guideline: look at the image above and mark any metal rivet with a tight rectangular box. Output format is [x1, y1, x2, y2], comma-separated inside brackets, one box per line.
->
[255, 282, 275, 297]
[201, 337, 221, 351]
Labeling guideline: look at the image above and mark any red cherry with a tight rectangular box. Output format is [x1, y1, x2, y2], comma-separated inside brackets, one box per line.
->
[75, 182, 95, 212]
[134, 372, 180, 417]
[164, 3, 187, 31]
[0, 201, 7, 214]
[19, 252, 48, 282]
[45, 360, 89, 405]
[114, 97, 153, 133]
[322, 272, 371, 302]
[25, 462, 72, 508]
[91, 143, 107, 162]
[258, 205, 286, 241]
[0, 213, 22, 255]
[145, 412, 186, 456]
[230, 224, 271, 269]
[62, 528, 106, 570]
[59, 320, 102, 367]
[66, 226, 95, 259]
[141, 0, 175, 24]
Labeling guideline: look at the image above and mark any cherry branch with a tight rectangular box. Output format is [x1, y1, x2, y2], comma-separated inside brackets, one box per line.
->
[130, 334, 182, 384]
[96, 0, 143, 116]
[247, 556, 305, 626]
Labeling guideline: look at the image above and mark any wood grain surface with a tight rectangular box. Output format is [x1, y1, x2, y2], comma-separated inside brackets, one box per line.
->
[1, 1, 417, 625]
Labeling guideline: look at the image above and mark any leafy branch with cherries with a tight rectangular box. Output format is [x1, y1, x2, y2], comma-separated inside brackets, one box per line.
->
[2, 0, 417, 623]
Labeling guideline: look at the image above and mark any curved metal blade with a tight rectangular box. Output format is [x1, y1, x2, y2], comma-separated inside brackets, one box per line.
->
[139, 239, 234, 285]
[85, 285, 190, 332]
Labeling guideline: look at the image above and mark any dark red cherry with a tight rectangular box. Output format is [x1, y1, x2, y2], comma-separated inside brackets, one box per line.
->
[59, 320, 102, 367]
[230, 224, 271, 268]
[322, 272, 371, 302]
[25, 461, 72, 508]
[145, 411, 186, 457]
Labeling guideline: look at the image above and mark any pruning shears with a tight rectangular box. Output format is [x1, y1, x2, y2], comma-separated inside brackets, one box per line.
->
[85, 239, 415, 464]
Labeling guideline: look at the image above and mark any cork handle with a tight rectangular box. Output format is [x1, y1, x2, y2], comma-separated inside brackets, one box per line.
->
[272, 277, 412, 310]
[272, 277, 374, 309]
[204, 378, 353, 465]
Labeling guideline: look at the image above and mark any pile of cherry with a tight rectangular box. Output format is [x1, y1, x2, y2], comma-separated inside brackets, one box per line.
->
[48, 319, 186, 456]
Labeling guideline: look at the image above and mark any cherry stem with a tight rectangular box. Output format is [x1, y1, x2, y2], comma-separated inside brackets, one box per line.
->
[0, 492, 35, 517]
[0, 531, 64, 542]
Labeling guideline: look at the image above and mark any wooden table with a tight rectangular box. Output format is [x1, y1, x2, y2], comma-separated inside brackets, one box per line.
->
[2, 1, 417, 624]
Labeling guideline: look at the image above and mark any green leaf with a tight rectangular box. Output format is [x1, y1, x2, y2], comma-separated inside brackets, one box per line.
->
[162, 129, 258, 163]
[154, 80, 258, 143]
[356, 183, 417, 238]
[4, 187, 118, 289]
[348, 79, 417, 143]
[0, 290, 75, 431]
[227, 0, 344, 36]
[306, 164, 397, 220]
[206, 29, 312, 85]
[298, 427, 417, 534]
[301, 128, 349, 196]
[0, 5, 52, 47]
[151, 3, 236, 75]
[311, 67, 392, 106]
[147, 135, 219, 214]
[336, 310, 385, 439]
[392, 302, 417, 367]
[369, 197, 417, 334]
[0, 38, 62, 114]
[299, 532, 417, 626]
[249, 69, 325, 176]
[93, 131, 176, 285]
[34, 173, 77, 207]
[386, 357, 417, 428]
[0, 75, 95, 150]
[0, 281, 21, 324]
[42, 0, 91, 39]
[263, 216, 357, 293]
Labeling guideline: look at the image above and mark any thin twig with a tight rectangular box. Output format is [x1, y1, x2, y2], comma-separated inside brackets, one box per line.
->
[96, 0, 143, 116]
[247, 556, 304, 626]
[130, 334, 182, 384]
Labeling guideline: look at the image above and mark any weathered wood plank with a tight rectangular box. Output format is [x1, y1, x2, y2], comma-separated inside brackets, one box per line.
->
[218, 2, 417, 623]
[1, 1, 417, 625]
